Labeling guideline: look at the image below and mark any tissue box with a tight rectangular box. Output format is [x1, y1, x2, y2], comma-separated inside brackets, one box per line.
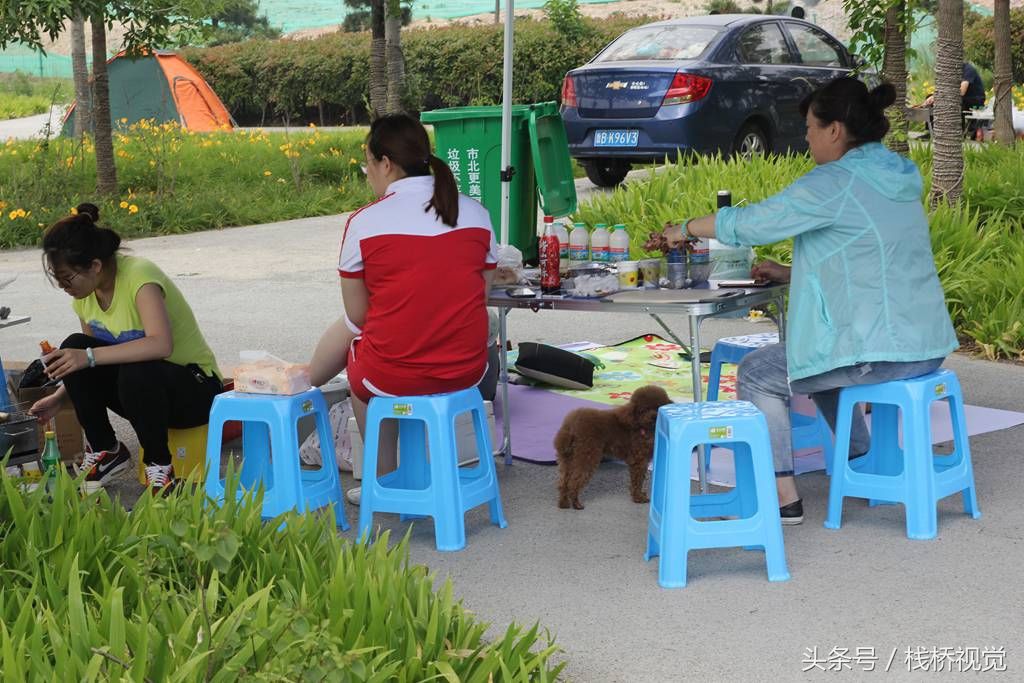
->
[233, 360, 310, 395]
[348, 401, 496, 480]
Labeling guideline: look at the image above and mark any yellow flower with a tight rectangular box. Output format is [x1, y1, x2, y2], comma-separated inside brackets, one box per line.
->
[0, 201, 6, 210]
[38, 222, 44, 228]
[263, 170, 272, 176]
[14, 208, 26, 218]
[70, 206, 77, 215]
[120, 201, 129, 209]
[8, 211, 16, 220]
[120, 117, 128, 124]
[349, 158, 358, 165]
[128, 204, 138, 214]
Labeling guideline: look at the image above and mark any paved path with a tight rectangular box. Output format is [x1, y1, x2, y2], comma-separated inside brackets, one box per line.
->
[1, 202, 1021, 680]
[0, 105, 66, 140]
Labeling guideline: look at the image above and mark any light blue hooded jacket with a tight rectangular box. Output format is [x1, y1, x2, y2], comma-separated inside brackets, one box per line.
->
[716, 142, 958, 381]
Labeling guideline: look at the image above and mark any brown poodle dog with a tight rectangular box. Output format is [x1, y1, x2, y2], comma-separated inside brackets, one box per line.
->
[554, 384, 672, 510]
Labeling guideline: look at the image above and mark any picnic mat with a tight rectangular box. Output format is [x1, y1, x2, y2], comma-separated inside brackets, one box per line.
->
[495, 336, 1024, 486]
[508, 334, 729, 406]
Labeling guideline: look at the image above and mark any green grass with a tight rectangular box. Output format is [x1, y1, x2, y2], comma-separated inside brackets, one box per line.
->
[0, 72, 73, 119]
[0, 467, 564, 680]
[0, 122, 375, 248]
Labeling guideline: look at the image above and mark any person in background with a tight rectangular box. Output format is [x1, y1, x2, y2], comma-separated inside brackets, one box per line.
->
[664, 77, 957, 525]
[922, 61, 987, 136]
[29, 203, 223, 493]
[923, 61, 986, 111]
[308, 114, 497, 505]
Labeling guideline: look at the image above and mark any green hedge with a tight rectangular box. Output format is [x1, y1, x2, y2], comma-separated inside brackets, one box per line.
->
[0, 470, 563, 680]
[183, 16, 650, 125]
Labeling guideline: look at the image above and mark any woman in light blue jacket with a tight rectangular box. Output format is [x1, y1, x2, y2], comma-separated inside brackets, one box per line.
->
[666, 77, 958, 525]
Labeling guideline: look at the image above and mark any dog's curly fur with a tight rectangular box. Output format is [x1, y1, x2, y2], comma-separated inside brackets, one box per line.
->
[554, 384, 672, 510]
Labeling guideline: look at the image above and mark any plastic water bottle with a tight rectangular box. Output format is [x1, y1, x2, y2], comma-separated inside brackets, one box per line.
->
[609, 223, 630, 262]
[569, 222, 589, 266]
[555, 221, 569, 263]
[540, 216, 561, 294]
[590, 223, 610, 263]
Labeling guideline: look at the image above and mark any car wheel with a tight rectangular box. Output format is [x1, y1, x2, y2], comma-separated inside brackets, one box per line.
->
[732, 123, 769, 159]
[582, 159, 631, 188]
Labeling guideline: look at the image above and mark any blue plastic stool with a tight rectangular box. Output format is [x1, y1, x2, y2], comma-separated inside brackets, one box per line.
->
[205, 389, 348, 530]
[645, 401, 790, 588]
[824, 370, 980, 540]
[358, 388, 507, 552]
[706, 332, 835, 474]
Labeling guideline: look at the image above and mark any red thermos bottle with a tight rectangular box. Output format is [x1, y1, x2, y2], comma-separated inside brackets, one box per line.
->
[540, 215, 561, 294]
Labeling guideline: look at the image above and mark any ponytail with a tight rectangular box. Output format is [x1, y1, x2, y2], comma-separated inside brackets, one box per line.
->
[367, 113, 461, 227]
[427, 154, 460, 227]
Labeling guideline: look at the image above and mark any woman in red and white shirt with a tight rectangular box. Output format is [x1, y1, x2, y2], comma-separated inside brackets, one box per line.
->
[310, 113, 497, 480]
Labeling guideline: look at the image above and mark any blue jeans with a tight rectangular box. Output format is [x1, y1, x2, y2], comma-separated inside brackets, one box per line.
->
[736, 343, 945, 476]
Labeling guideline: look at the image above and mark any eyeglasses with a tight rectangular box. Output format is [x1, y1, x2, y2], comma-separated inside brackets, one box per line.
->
[48, 269, 82, 289]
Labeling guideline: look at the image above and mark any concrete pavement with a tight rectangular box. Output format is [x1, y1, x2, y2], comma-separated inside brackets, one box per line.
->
[1, 206, 1021, 681]
[0, 105, 66, 140]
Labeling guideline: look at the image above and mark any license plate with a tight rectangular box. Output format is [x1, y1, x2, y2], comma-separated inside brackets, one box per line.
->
[594, 129, 639, 147]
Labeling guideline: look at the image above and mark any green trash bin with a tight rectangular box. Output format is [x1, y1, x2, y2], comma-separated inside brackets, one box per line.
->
[421, 102, 577, 262]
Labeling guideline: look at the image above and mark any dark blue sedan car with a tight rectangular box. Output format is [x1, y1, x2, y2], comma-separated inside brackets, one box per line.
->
[561, 14, 863, 186]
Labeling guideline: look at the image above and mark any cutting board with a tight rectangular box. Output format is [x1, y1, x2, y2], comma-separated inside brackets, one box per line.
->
[607, 288, 741, 303]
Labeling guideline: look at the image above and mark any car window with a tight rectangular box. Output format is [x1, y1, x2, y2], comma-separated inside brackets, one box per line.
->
[737, 23, 792, 65]
[787, 24, 846, 67]
[595, 25, 720, 62]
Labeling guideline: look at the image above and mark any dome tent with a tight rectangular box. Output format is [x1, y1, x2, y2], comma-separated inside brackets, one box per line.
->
[62, 50, 233, 135]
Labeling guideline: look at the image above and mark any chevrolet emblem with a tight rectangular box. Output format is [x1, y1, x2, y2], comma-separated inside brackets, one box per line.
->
[606, 81, 628, 90]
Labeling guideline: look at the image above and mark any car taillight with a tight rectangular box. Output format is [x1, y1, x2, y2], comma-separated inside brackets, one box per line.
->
[662, 73, 712, 106]
[561, 75, 578, 108]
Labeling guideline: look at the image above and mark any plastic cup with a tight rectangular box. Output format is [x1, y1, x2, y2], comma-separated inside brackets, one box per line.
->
[667, 262, 687, 289]
[617, 261, 639, 289]
[639, 259, 661, 288]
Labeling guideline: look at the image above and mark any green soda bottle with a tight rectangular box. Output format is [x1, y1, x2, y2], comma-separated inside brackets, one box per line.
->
[41, 431, 61, 481]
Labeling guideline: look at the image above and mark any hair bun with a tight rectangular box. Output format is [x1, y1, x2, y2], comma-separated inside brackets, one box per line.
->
[75, 202, 100, 223]
[868, 83, 897, 111]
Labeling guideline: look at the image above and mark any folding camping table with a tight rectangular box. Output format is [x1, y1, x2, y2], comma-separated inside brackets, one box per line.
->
[488, 284, 788, 493]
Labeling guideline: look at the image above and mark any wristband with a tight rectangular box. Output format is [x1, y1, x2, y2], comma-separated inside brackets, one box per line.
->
[85, 347, 96, 368]
[682, 218, 696, 241]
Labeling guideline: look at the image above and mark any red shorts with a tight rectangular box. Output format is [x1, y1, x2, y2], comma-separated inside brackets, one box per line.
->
[346, 338, 487, 404]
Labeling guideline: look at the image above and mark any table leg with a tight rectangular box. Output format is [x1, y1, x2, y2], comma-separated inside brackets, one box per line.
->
[648, 312, 689, 351]
[775, 294, 787, 342]
[689, 314, 709, 494]
[497, 307, 513, 466]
